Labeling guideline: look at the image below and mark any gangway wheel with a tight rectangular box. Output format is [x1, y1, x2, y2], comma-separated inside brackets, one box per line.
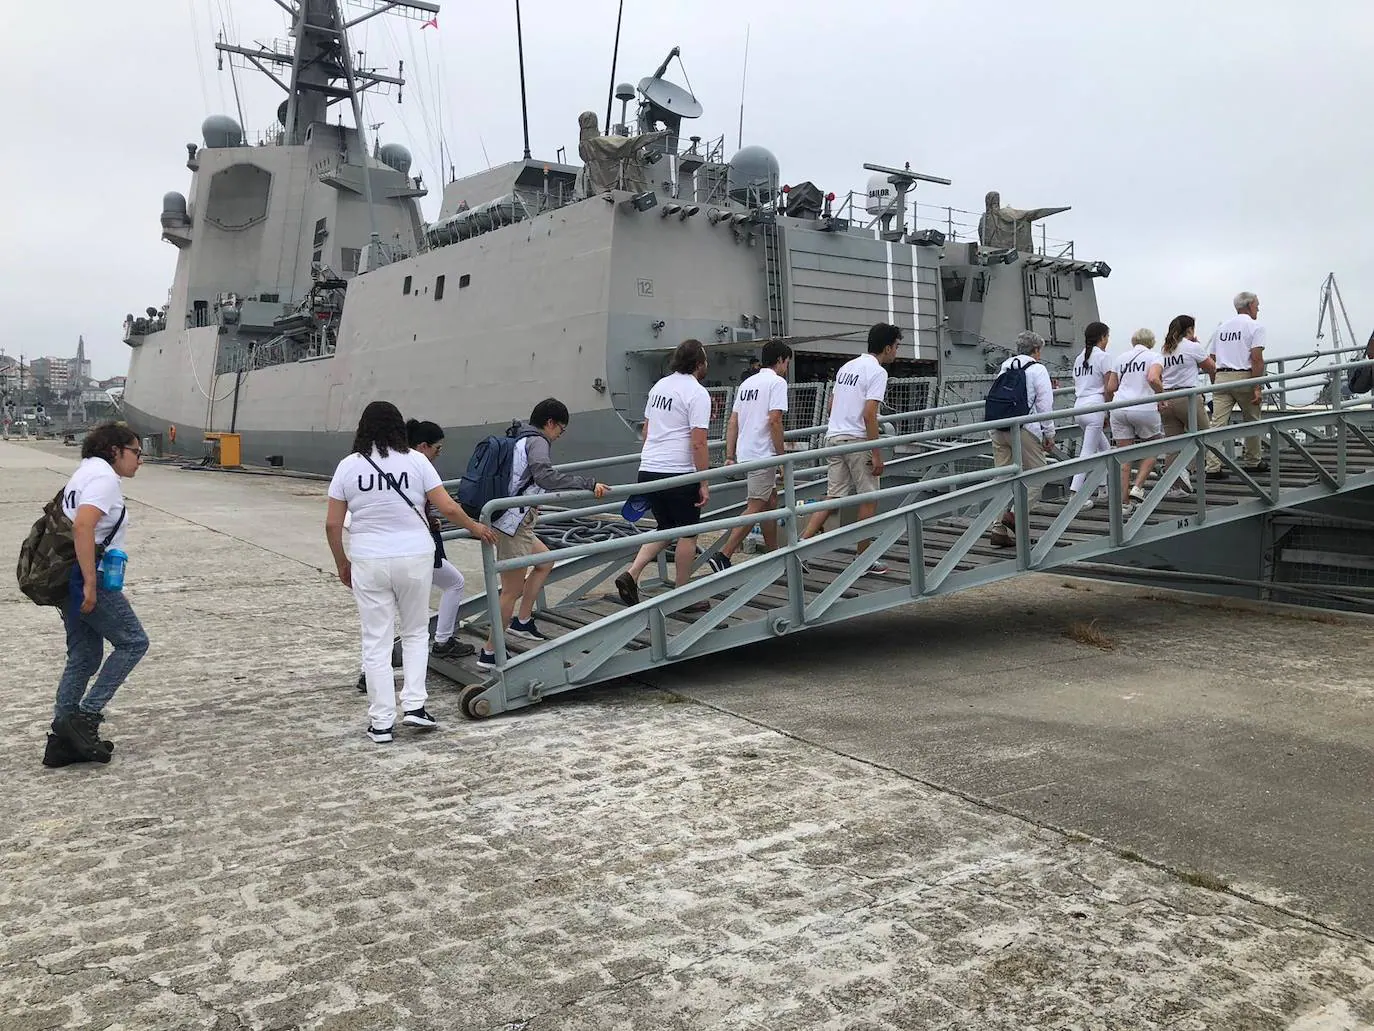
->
[458, 684, 493, 720]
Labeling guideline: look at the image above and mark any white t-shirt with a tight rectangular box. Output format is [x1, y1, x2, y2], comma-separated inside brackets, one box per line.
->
[328, 447, 441, 559]
[640, 372, 711, 474]
[1072, 347, 1112, 402]
[1112, 345, 1163, 404]
[828, 353, 888, 439]
[732, 367, 788, 462]
[1160, 340, 1210, 391]
[62, 457, 128, 553]
[1209, 313, 1267, 371]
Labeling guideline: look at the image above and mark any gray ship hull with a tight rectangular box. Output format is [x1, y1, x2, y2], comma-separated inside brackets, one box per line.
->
[122, 399, 639, 482]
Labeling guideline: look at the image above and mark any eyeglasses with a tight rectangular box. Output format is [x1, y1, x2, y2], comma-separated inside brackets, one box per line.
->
[120, 445, 144, 458]
[432, 443, 443, 454]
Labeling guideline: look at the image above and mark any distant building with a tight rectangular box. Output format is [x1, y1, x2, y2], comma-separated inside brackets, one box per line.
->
[99, 375, 127, 390]
[30, 357, 70, 389]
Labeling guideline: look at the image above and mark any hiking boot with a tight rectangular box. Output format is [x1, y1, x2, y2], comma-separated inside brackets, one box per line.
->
[508, 617, 549, 642]
[615, 572, 640, 606]
[367, 724, 394, 744]
[42, 732, 110, 768]
[56, 710, 114, 763]
[402, 708, 438, 730]
[431, 638, 475, 659]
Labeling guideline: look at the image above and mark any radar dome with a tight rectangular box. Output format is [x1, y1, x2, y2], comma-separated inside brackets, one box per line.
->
[727, 145, 780, 205]
[161, 191, 190, 229]
[865, 172, 898, 216]
[202, 115, 243, 149]
[378, 143, 413, 174]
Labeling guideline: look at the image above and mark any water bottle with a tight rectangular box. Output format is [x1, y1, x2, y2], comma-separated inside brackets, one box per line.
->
[99, 549, 128, 591]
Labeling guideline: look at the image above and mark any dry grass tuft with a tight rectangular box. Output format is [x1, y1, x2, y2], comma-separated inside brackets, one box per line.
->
[1065, 619, 1115, 650]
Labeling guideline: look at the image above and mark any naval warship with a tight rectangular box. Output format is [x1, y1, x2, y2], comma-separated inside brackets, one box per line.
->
[121, 0, 1111, 479]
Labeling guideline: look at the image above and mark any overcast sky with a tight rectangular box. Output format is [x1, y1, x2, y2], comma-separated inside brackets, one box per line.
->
[3, 0, 1370, 382]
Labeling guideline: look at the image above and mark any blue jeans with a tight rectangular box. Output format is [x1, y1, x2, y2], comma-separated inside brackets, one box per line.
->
[54, 581, 149, 720]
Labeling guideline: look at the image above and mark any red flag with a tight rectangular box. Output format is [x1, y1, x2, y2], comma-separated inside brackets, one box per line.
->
[421, 15, 438, 29]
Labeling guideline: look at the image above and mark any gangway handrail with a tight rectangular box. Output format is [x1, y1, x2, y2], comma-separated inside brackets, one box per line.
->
[505, 347, 1374, 479]
[450, 353, 1374, 537]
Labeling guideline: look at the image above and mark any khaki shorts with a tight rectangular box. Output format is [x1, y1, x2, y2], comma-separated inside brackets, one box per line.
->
[496, 509, 542, 561]
[824, 435, 879, 498]
[746, 467, 779, 501]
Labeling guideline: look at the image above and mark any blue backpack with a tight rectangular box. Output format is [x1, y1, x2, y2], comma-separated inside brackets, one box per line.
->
[984, 358, 1037, 422]
[456, 423, 544, 520]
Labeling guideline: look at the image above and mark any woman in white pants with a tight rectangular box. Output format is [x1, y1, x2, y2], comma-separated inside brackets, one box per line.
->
[1069, 321, 1114, 507]
[405, 419, 476, 660]
[353, 417, 476, 692]
[326, 402, 496, 744]
[1104, 328, 1166, 507]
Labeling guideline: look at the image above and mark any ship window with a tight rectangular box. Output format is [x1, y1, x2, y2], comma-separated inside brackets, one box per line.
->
[941, 270, 967, 303]
[402, 276, 412, 296]
[312, 249, 322, 263]
[434, 275, 446, 300]
[193, 300, 209, 327]
[341, 247, 360, 275]
[969, 273, 987, 303]
[313, 218, 328, 247]
[459, 274, 471, 288]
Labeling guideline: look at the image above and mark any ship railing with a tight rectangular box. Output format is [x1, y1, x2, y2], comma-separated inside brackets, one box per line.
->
[829, 193, 1075, 257]
[446, 351, 1374, 672]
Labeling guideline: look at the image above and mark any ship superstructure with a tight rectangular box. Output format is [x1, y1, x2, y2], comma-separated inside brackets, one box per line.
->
[122, 0, 1112, 477]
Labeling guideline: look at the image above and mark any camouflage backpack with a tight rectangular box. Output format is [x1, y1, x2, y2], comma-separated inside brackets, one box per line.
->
[16, 489, 124, 607]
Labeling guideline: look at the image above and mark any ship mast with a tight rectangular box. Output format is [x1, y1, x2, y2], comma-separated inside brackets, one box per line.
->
[214, 0, 439, 269]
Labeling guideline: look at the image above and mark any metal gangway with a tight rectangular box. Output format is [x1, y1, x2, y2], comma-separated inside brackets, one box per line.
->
[431, 349, 1374, 720]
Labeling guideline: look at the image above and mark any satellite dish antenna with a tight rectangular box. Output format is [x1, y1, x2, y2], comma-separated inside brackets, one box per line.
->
[636, 47, 702, 154]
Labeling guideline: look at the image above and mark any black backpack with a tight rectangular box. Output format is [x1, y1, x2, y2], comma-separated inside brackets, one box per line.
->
[985, 357, 1037, 422]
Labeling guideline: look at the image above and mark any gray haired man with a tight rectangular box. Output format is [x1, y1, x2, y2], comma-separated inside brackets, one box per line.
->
[988, 331, 1055, 548]
[1207, 291, 1268, 473]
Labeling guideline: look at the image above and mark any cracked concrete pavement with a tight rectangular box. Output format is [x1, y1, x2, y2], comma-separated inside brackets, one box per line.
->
[2, 439, 1372, 1030]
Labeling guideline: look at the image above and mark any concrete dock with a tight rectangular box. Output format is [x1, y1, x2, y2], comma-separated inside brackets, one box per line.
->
[1, 437, 1371, 1031]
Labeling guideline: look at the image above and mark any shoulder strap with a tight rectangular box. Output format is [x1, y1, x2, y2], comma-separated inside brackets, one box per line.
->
[100, 506, 126, 550]
[361, 452, 430, 530]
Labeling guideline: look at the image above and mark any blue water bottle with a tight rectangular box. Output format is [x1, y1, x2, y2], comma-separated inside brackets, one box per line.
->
[99, 549, 128, 591]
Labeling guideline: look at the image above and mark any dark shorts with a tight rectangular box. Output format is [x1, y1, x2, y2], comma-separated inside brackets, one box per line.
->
[638, 470, 701, 532]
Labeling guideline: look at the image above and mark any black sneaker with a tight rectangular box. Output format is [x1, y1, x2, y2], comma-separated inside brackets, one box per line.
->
[707, 553, 731, 573]
[56, 710, 113, 763]
[402, 707, 438, 730]
[431, 638, 476, 659]
[615, 572, 640, 606]
[367, 724, 394, 744]
[508, 617, 549, 642]
[476, 649, 496, 670]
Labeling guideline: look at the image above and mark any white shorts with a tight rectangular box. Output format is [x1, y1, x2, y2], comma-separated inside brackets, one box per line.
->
[1110, 406, 1163, 442]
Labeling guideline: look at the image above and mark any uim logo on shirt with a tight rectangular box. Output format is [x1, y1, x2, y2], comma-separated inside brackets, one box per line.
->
[836, 372, 861, 387]
[649, 395, 673, 411]
[356, 471, 409, 491]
